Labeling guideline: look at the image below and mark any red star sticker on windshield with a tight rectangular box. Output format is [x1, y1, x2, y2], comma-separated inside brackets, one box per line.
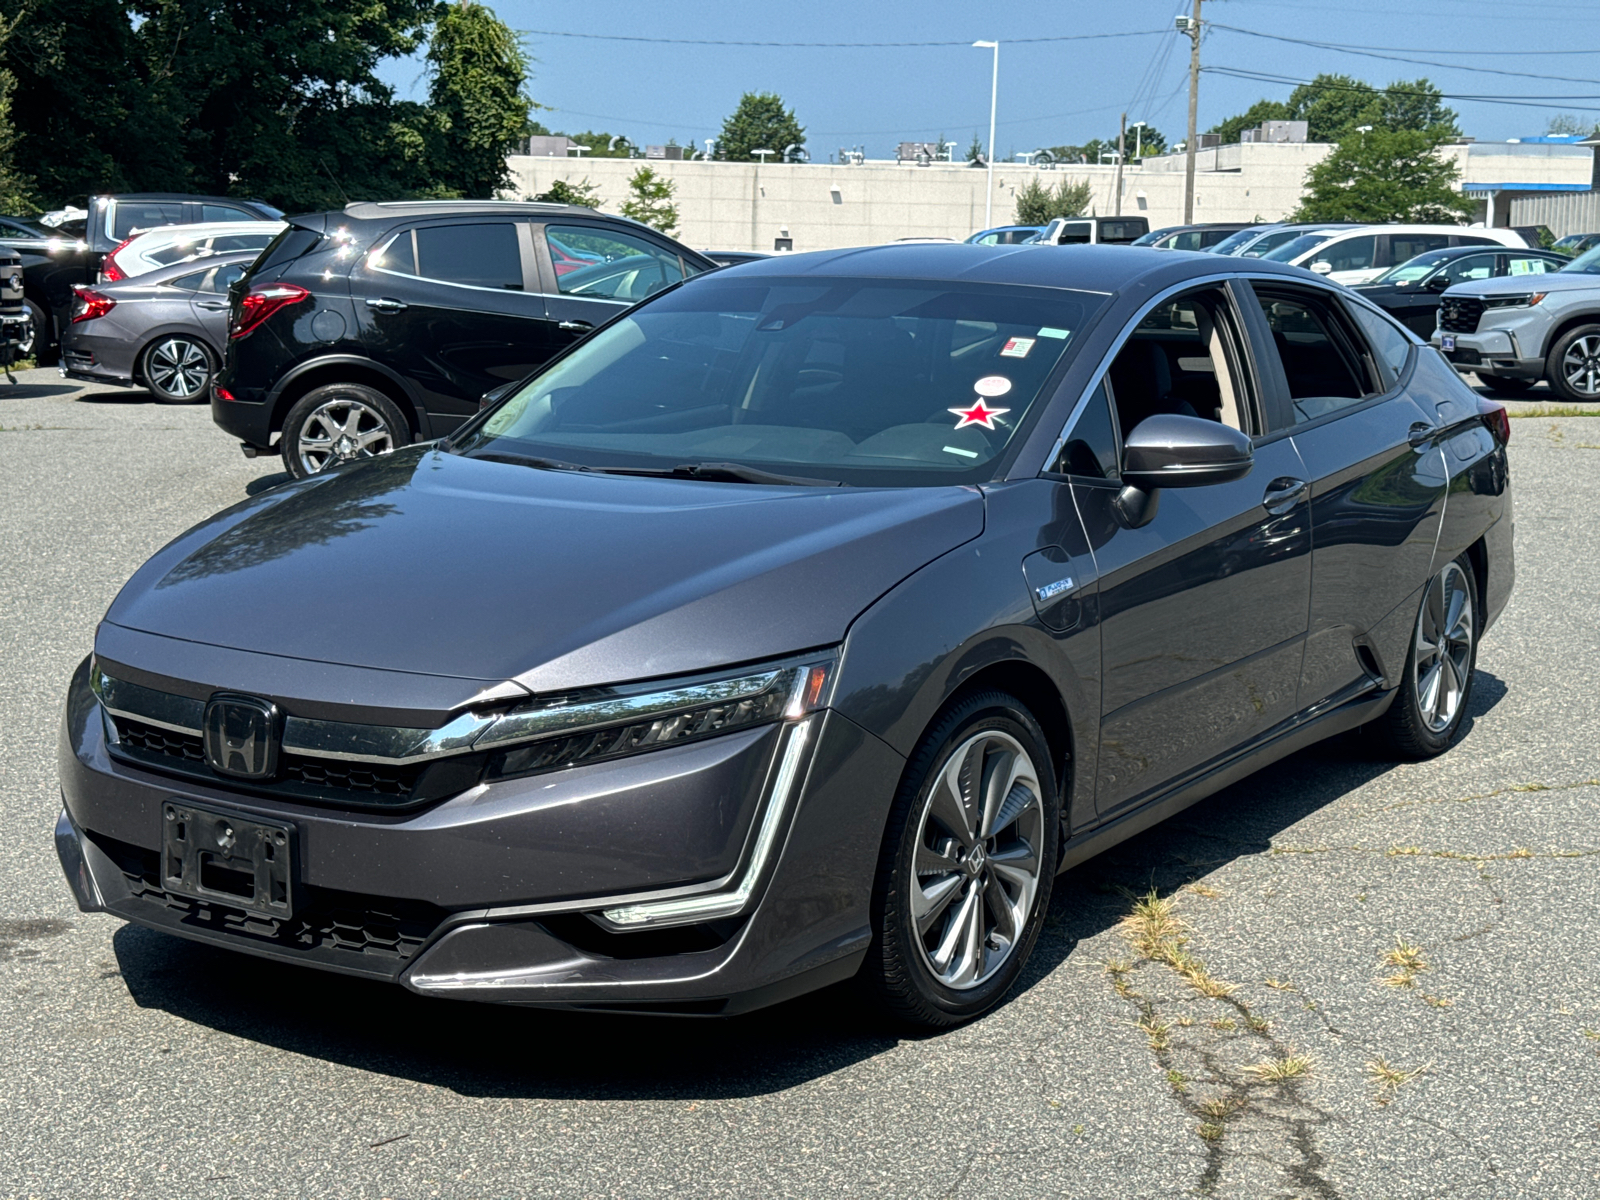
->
[949, 399, 1011, 430]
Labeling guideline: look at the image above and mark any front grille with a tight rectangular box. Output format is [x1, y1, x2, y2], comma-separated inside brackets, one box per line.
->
[110, 715, 430, 809]
[100, 834, 447, 965]
[1439, 296, 1484, 334]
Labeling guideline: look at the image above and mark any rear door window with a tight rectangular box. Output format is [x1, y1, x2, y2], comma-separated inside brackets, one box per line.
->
[1254, 289, 1380, 425]
[1506, 254, 1557, 276]
[414, 222, 523, 290]
[1388, 233, 1451, 264]
[202, 204, 260, 223]
[1308, 235, 1375, 274]
[1437, 253, 1496, 286]
[545, 225, 687, 301]
[208, 263, 248, 293]
[212, 233, 275, 253]
[111, 202, 184, 240]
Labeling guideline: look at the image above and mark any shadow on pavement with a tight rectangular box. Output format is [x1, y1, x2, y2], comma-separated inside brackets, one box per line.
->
[73, 388, 160, 404]
[112, 676, 1508, 1100]
[245, 471, 292, 495]
[3, 381, 81, 399]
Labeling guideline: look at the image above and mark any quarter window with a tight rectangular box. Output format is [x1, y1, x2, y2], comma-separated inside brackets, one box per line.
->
[1346, 304, 1412, 390]
[414, 222, 523, 289]
[1389, 233, 1451, 263]
[546, 225, 688, 301]
[165, 271, 208, 291]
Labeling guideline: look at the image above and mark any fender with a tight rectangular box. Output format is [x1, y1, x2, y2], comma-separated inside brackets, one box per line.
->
[265, 353, 427, 435]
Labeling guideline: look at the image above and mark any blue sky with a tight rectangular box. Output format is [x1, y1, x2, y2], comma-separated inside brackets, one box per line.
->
[377, 0, 1600, 160]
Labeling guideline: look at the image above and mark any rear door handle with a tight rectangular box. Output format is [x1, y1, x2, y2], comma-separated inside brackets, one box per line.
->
[1408, 421, 1440, 447]
[195, 300, 228, 310]
[365, 297, 408, 313]
[1262, 477, 1307, 514]
[558, 319, 594, 332]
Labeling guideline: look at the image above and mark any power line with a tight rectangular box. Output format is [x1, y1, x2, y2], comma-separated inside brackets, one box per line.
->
[1203, 66, 1600, 111]
[522, 27, 1168, 49]
[1209, 24, 1600, 84]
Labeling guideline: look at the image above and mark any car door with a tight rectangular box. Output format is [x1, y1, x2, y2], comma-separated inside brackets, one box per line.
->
[1242, 279, 1448, 711]
[534, 222, 703, 352]
[1308, 234, 1380, 285]
[355, 218, 555, 436]
[1068, 282, 1312, 817]
[188, 261, 248, 350]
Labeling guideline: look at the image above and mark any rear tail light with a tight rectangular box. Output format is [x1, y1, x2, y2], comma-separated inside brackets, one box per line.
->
[70, 285, 116, 324]
[100, 237, 136, 282]
[1477, 396, 1511, 445]
[230, 282, 310, 340]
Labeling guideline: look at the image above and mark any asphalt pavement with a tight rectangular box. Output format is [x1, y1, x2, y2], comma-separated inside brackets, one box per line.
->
[1, 368, 1597, 1199]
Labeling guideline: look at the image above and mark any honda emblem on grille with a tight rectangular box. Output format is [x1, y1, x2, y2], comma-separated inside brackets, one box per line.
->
[202, 694, 281, 779]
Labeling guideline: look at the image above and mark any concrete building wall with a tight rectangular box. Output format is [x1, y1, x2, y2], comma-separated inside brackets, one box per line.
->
[504, 140, 1594, 254]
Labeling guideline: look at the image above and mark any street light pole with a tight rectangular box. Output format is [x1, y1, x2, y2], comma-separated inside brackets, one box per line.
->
[973, 40, 999, 229]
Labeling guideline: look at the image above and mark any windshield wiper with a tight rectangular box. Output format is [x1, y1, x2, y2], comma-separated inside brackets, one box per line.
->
[467, 451, 597, 473]
[590, 461, 845, 487]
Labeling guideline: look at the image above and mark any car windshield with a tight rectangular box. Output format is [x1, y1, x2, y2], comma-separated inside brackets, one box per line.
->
[1261, 233, 1337, 263]
[1371, 250, 1454, 284]
[452, 277, 1103, 487]
[1559, 246, 1600, 274]
[1208, 227, 1271, 255]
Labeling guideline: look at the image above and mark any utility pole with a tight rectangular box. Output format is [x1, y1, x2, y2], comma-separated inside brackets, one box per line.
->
[1114, 112, 1126, 216]
[973, 41, 1000, 229]
[1181, 0, 1202, 224]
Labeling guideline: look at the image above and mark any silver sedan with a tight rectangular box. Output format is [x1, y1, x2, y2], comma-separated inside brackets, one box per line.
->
[59, 251, 255, 403]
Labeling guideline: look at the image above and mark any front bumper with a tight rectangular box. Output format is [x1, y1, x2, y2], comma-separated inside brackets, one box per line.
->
[1432, 310, 1550, 380]
[57, 658, 904, 1013]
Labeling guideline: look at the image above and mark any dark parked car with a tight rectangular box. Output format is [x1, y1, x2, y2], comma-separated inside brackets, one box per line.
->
[1130, 222, 1252, 251]
[0, 214, 91, 360]
[59, 245, 1514, 1027]
[83, 193, 281, 269]
[59, 252, 255, 402]
[212, 200, 717, 478]
[1352, 245, 1570, 337]
[705, 250, 772, 267]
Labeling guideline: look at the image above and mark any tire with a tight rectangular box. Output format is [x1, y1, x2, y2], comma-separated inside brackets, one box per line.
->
[1482, 375, 1535, 396]
[1545, 324, 1600, 403]
[860, 690, 1061, 1028]
[18, 298, 45, 362]
[280, 383, 411, 479]
[140, 336, 215, 404]
[1375, 555, 1479, 760]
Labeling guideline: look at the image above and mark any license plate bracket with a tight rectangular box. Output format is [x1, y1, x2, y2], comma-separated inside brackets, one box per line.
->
[1440, 334, 1456, 351]
[161, 802, 295, 918]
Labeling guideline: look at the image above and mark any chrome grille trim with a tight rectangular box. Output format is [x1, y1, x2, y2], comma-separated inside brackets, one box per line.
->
[281, 710, 497, 765]
[91, 668, 203, 736]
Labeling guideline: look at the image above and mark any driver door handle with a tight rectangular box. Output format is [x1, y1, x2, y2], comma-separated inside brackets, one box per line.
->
[365, 297, 408, 313]
[1262, 477, 1308, 514]
[195, 300, 228, 310]
[558, 319, 594, 332]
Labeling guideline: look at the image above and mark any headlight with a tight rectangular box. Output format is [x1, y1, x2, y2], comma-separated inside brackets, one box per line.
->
[480, 653, 836, 781]
[1482, 293, 1546, 309]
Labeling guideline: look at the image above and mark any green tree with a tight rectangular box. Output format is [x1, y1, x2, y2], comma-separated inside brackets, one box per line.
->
[566, 131, 634, 158]
[532, 177, 601, 206]
[0, 12, 33, 211]
[1283, 74, 1458, 142]
[1013, 176, 1092, 225]
[1292, 126, 1473, 223]
[423, 0, 534, 198]
[716, 92, 804, 162]
[966, 133, 984, 163]
[1209, 99, 1291, 145]
[619, 165, 677, 235]
[1546, 113, 1598, 137]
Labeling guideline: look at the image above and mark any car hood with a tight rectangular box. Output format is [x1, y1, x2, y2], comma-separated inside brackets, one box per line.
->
[104, 447, 984, 695]
[1445, 272, 1600, 299]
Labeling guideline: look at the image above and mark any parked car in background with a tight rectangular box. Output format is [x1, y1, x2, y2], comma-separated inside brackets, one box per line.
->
[1434, 243, 1600, 399]
[1552, 232, 1600, 256]
[1207, 223, 1359, 259]
[1131, 222, 1252, 251]
[705, 250, 771, 267]
[60, 251, 255, 403]
[966, 225, 1046, 246]
[1032, 215, 1149, 245]
[1352, 245, 1569, 337]
[0, 243, 29, 365]
[84, 194, 281, 273]
[212, 200, 716, 478]
[99, 221, 285, 284]
[59, 243, 1514, 1027]
[0, 214, 91, 360]
[1261, 225, 1532, 285]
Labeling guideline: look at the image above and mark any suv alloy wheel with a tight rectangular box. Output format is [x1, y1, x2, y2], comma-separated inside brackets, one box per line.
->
[280, 383, 411, 479]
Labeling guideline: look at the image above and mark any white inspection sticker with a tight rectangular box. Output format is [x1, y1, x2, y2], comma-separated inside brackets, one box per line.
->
[1036, 326, 1070, 339]
[942, 445, 980, 459]
[1000, 336, 1035, 359]
[973, 374, 1013, 398]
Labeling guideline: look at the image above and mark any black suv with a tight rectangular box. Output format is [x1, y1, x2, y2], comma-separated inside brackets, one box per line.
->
[212, 201, 717, 477]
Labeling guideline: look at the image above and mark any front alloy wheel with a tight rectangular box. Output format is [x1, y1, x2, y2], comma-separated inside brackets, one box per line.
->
[1377, 555, 1478, 759]
[143, 337, 213, 403]
[1548, 324, 1600, 402]
[862, 691, 1060, 1027]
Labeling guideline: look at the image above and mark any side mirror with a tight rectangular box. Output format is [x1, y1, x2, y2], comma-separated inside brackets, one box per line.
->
[1113, 414, 1253, 527]
[1309, 260, 1334, 276]
[1425, 274, 1451, 293]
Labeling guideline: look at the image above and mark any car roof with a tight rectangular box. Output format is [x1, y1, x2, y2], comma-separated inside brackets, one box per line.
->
[702, 242, 1317, 293]
[91, 193, 273, 206]
[127, 221, 286, 242]
[340, 200, 603, 222]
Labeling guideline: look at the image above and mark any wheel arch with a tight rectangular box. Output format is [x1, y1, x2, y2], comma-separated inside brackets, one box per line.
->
[266, 356, 425, 437]
[939, 660, 1074, 803]
[1543, 311, 1600, 361]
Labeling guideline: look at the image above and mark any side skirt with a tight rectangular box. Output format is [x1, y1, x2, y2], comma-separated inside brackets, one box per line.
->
[1059, 684, 1395, 874]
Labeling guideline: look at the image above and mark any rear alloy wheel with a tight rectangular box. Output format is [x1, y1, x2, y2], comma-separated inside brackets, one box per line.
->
[1377, 556, 1478, 759]
[281, 383, 411, 479]
[1547, 324, 1600, 402]
[862, 691, 1059, 1028]
[142, 336, 214, 404]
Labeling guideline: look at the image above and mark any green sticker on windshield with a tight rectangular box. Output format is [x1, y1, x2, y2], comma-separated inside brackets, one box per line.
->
[1036, 327, 1070, 339]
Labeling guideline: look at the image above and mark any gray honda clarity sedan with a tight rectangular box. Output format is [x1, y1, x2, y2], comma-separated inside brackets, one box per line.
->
[57, 245, 1513, 1027]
